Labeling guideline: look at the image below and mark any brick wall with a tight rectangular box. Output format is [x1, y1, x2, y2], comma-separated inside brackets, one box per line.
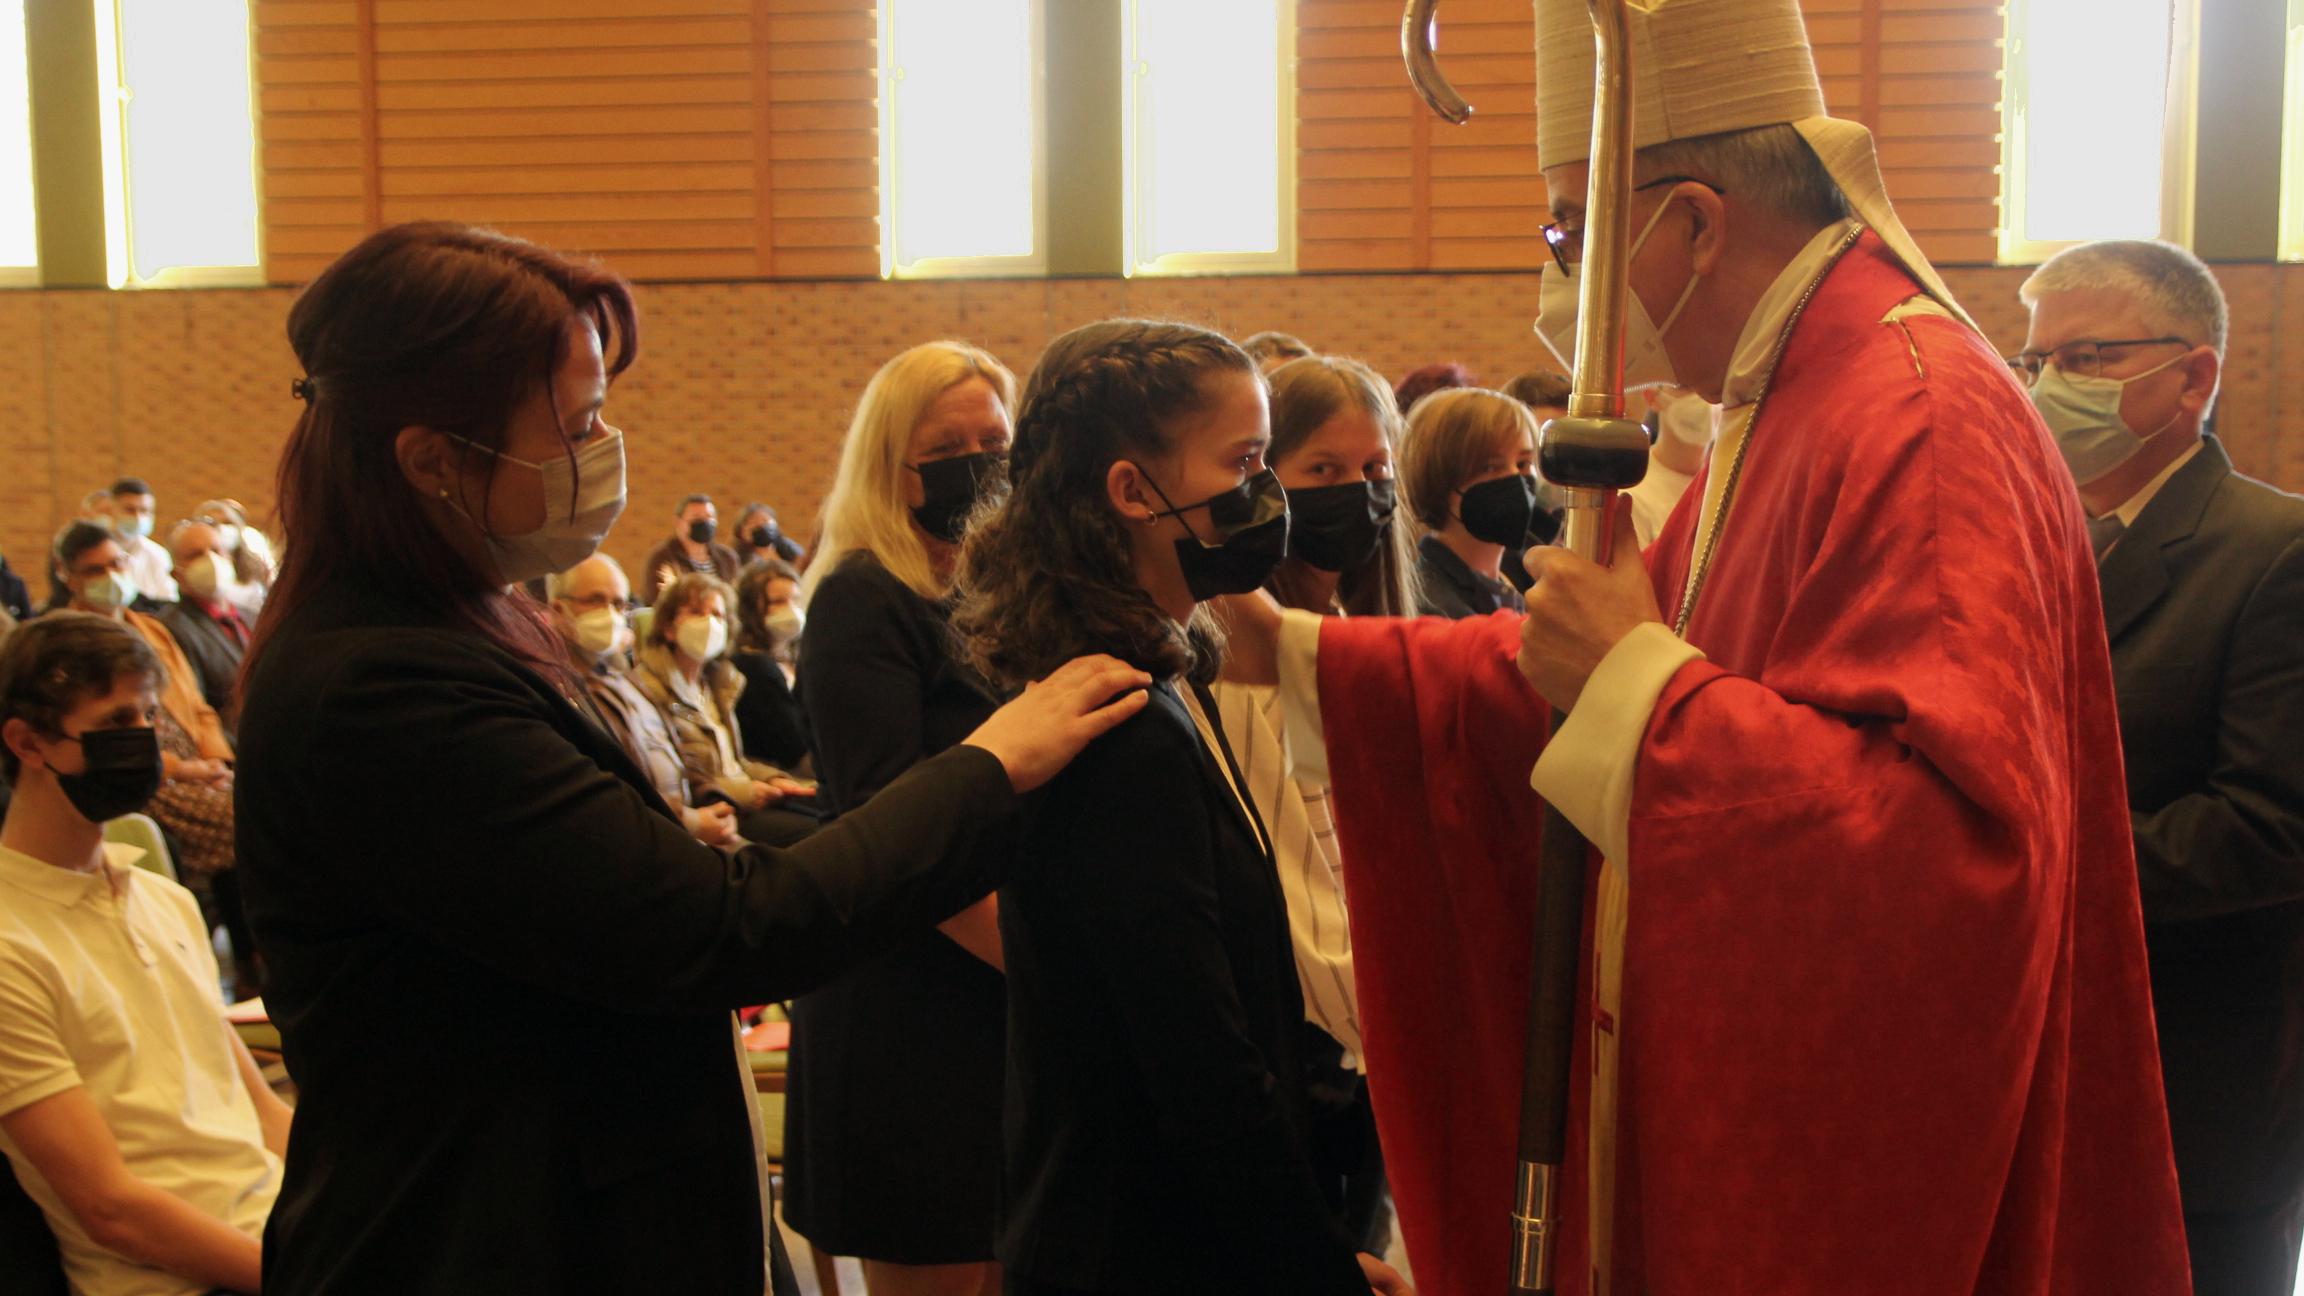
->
[6, 263, 2301, 599]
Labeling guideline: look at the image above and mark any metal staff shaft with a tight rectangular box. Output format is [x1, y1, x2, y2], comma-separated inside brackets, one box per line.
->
[1408, 1, 1649, 1292]
[1514, 5, 1651, 1292]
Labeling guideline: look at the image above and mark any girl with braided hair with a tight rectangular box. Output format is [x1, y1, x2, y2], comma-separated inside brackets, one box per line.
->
[953, 320, 1410, 1295]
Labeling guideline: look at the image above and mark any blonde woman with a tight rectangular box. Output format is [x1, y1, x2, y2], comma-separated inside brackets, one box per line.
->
[787, 340, 1017, 1295]
[1395, 387, 1542, 618]
[1213, 355, 1417, 1256]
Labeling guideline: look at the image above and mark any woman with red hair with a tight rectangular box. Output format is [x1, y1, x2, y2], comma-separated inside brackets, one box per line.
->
[233, 223, 1147, 1295]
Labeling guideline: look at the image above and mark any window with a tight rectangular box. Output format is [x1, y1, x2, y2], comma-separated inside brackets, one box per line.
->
[0, 0, 33, 283]
[879, 0, 1044, 278]
[1124, 0, 1293, 276]
[98, 0, 263, 287]
[2281, 0, 2304, 260]
[2001, 0, 2199, 262]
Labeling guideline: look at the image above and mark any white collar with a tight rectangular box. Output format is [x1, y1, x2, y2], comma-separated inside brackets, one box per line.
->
[1717, 217, 1863, 410]
[2108, 439, 2206, 528]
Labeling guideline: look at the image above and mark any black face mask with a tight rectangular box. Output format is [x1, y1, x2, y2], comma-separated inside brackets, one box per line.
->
[909, 452, 1008, 543]
[1144, 466, 1291, 601]
[745, 524, 776, 551]
[686, 519, 717, 544]
[1455, 473, 1538, 547]
[50, 726, 164, 824]
[1286, 479, 1396, 573]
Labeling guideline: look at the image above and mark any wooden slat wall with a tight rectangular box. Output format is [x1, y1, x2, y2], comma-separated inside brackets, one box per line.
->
[1295, 0, 2006, 273]
[256, 0, 2010, 282]
[254, 0, 880, 283]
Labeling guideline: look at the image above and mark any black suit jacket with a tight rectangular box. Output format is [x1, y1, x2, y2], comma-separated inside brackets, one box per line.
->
[1413, 533, 1524, 619]
[2101, 436, 2304, 1214]
[157, 598, 247, 728]
[233, 582, 1016, 1294]
[997, 681, 1366, 1293]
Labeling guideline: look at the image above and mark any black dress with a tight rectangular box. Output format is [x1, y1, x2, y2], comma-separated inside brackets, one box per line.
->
[999, 681, 1367, 1294]
[233, 580, 1018, 1295]
[784, 553, 1009, 1263]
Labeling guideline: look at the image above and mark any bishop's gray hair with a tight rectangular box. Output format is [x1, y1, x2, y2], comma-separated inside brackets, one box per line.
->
[2019, 239, 2229, 355]
[1634, 123, 1852, 233]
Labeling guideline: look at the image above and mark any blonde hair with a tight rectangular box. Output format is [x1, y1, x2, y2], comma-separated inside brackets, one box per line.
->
[1398, 387, 1541, 531]
[1264, 355, 1423, 617]
[804, 340, 1018, 602]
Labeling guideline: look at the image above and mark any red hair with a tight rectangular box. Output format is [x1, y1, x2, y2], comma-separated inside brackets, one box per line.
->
[245, 222, 639, 683]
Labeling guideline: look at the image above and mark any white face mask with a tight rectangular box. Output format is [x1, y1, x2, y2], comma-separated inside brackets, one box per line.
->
[1536, 192, 1705, 393]
[570, 607, 624, 659]
[80, 571, 138, 611]
[676, 614, 729, 663]
[446, 430, 628, 586]
[766, 604, 805, 643]
[2027, 354, 2188, 485]
[178, 551, 238, 602]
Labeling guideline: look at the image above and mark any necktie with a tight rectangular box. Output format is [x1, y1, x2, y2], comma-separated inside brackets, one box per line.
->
[2087, 514, 2127, 561]
[209, 602, 249, 648]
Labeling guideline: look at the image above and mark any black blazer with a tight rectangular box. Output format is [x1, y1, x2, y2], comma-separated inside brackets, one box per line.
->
[997, 681, 1366, 1293]
[233, 582, 1017, 1295]
[157, 599, 247, 728]
[1413, 533, 1524, 619]
[2100, 436, 2304, 1215]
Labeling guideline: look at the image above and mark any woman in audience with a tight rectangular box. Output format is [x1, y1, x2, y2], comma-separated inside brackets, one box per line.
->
[733, 501, 806, 568]
[231, 221, 1147, 1295]
[631, 571, 817, 845]
[784, 340, 1017, 1296]
[730, 558, 812, 775]
[1397, 387, 1541, 619]
[1391, 361, 1475, 416]
[1211, 354, 1414, 1255]
[953, 320, 1409, 1295]
[197, 497, 275, 616]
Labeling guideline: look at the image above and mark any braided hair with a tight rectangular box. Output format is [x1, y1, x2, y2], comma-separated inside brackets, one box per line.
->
[952, 319, 1256, 688]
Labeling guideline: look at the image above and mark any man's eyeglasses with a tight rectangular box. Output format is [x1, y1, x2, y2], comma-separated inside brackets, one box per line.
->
[1541, 175, 1728, 276]
[2004, 337, 2189, 388]
[561, 592, 633, 614]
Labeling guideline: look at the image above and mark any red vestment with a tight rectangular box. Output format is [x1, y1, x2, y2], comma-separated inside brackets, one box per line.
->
[1321, 235, 2191, 1295]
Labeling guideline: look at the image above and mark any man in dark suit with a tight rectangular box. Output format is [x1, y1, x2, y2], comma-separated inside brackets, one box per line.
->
[2020, 239, 2304, 1296]
[155, 519, 251, 732]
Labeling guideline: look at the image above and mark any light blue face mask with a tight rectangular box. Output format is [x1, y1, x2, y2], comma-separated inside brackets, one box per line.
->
[2027, 353, 2187, 485]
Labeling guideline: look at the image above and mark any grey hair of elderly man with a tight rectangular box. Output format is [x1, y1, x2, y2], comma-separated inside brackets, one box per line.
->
[2020, 239, 2229, 355]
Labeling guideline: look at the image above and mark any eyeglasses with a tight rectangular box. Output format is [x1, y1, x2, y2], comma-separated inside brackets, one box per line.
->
[1540, 175, 1728, 276]
[560, 591, 633, 614]
[2004, 337, 2189, 388]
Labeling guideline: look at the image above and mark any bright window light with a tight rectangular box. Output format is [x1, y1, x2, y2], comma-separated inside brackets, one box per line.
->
[2280, 0, 2304, 260]
[113, 0, 261, 283]
[2003, 0, 2189, 260]
[880, 0, 1041, 276]
[0, 0, 34, 274]
[1125, 0, 1293, 274]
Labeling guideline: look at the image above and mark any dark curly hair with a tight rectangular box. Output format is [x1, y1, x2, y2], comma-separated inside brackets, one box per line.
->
[952, 319, 1256, 688]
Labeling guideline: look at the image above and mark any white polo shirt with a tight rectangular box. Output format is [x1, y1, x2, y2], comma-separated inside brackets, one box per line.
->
[0, 842, 280, 1296]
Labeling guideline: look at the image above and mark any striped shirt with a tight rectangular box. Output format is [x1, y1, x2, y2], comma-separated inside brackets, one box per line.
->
[1208, 679, 1365, 1071]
